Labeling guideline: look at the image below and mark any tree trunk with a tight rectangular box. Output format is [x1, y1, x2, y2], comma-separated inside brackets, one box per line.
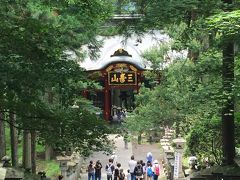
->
[222, 41, 235, 165]
[23, 130, 31, 170]
[117, 0, 123, 14]
[0, 112, 6, 159]
[31, 131, 37, 174]
[9, 112, 18, 167]
[138, 134, 142, 144]
[175, 120, 180, 138]
[45, 91, 53, 160]
[221, 0, 235, 165]
[139, 0, 146, 14]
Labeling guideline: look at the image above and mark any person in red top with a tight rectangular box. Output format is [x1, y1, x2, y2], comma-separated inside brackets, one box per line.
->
[152, 160, 160, 180]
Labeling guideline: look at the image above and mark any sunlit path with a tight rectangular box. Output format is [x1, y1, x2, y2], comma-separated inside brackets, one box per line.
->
[80, 135, 167, 180]
[80, 135, 133, 179]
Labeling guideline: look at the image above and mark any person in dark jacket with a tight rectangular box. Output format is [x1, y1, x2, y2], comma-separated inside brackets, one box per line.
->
[114, 163, 121, 180]
[134, 161, 143, 180]
[95, 160, 102, 180]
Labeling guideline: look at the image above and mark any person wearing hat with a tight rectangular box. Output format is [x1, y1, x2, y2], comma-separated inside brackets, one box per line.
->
[152, 160, 161, 180]
[146, 152, 153, 164]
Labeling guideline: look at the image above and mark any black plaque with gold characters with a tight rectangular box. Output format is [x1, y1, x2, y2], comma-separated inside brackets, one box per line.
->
[108, 71, 137, 85]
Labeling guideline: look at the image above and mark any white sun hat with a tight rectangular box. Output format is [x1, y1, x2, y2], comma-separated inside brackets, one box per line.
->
[153, 160, 159, 164]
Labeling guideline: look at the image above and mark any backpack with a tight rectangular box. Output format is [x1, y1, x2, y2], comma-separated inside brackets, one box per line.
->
[147, 167, 153, 177]
[119, 172, 125, 180]
[114, 168, 119, 177]
[155, 165, 160, 176]
[106, 164, 113, 175]
[135, 165, 143, 176]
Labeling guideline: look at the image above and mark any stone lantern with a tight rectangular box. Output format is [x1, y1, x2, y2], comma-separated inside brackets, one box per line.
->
[57, 153, 71, 180]
[0, 167, 7, 180]
[172, 135, 186, 179]
[67, 161, 77, 179]
[172, 135, 186, 149]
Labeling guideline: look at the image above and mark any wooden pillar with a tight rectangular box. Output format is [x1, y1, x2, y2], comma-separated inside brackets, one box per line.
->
[136, 72, 141, 93]
[104, 88, 110, 120]
[104, 74, 110, 121]
[82, 90, 88, 99]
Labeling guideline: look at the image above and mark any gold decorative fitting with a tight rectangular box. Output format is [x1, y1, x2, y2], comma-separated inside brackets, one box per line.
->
[115, 63, 128, 68]
[110, 48, 132, 57]
[129, 65, 137, 72]
[106, 65, 114, 72]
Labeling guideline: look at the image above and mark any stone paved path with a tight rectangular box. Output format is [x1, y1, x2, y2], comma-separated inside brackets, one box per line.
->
[80, 135, 167, 180]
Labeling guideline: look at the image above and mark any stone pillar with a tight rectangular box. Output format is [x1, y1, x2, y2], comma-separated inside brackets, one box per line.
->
[173, 149, 184, 179]
[172, 136, 186, 180]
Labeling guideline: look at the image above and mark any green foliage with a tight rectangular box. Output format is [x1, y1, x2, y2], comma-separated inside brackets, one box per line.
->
[37, 160, 61, 177]
[138, 0, 222, 29]
[0, 0, 114, 158]
[207, 10, 240, 40]
[127, 46, 229, 163]
[186, 116, 223, 165]
[122, 0, 240, 165]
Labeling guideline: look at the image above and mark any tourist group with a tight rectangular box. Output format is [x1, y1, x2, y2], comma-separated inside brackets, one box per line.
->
[87, 152, 161, 180]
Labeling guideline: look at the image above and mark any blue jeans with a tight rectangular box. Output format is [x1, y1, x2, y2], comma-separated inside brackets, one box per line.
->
[95, 173, 101, 180]
[131, 173, 136, 180]
[107, 174, 112, 180]
[153, 175, 158, 180]
[88, 172, 95, 180]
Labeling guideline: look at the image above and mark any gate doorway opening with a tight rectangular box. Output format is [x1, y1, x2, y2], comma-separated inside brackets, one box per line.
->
[110, 88, 135, 122]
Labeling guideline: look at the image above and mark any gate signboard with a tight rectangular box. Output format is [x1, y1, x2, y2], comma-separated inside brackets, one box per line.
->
[108, 71, 137, 85]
